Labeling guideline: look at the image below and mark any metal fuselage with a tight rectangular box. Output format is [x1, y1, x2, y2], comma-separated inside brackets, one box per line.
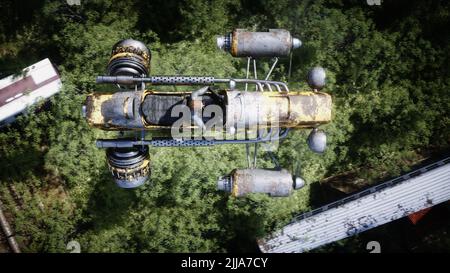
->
[85, 89, 332, 133]
[85, 34, 333, 191]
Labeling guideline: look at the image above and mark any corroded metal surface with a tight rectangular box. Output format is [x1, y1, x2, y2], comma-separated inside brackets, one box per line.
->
[85, 90, 332, 131]
[225, 91, 332, 128]
[258, 157, 450, 253]
[85, 91, 146, 130]
[225, 169, 296, 197]
[106, 146, 151, 188]
[228, 29, 297, 58]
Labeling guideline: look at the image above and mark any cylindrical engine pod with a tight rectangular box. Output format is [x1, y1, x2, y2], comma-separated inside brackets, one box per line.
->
[107, 39, 151, 77]
[106, 146, 150, 188]
[217, 169, 304, 197]
[217, 29, 301, 58]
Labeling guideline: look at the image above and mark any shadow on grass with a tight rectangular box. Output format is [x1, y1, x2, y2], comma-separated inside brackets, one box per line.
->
[79, 168, 139, 231]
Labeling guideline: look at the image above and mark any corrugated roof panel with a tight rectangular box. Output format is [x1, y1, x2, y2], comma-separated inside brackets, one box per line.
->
[259, 158, 450, 253]
[0, 58, 61, 123]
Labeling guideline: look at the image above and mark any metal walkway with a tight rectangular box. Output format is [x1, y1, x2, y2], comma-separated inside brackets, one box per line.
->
[258, 157, 450, 253]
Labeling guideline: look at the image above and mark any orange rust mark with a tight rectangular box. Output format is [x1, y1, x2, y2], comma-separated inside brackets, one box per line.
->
[408, 207, 432, 225]
[231, 30, 239, 57]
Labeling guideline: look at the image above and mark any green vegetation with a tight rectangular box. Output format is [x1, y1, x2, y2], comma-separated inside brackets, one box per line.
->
[0, 0, 449, 252]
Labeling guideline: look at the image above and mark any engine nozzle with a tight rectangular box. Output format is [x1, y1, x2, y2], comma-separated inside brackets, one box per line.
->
[107, 39, 151, 78]
[106, 146, 150, 188]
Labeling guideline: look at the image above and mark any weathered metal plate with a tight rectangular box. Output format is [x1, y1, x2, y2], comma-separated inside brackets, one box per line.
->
[86, 90, 332, 130]
[0, 58, 61, 124]
[258, 157, 450, 253]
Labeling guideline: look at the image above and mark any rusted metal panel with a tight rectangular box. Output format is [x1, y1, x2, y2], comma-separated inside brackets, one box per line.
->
[258, 157, 450, 253]
[408, 207, 432, 225]
[223, 90, 331, 129]
[286, 92, 332, 125]
[85, 91, 146, 130]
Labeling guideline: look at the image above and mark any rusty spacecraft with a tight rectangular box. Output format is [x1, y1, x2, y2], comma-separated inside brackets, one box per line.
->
[83, 29, 333, 196]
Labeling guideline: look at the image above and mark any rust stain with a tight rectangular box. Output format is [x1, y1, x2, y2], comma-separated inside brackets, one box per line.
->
[86, 90, 332, 130]
[231, 30, 239, 57]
